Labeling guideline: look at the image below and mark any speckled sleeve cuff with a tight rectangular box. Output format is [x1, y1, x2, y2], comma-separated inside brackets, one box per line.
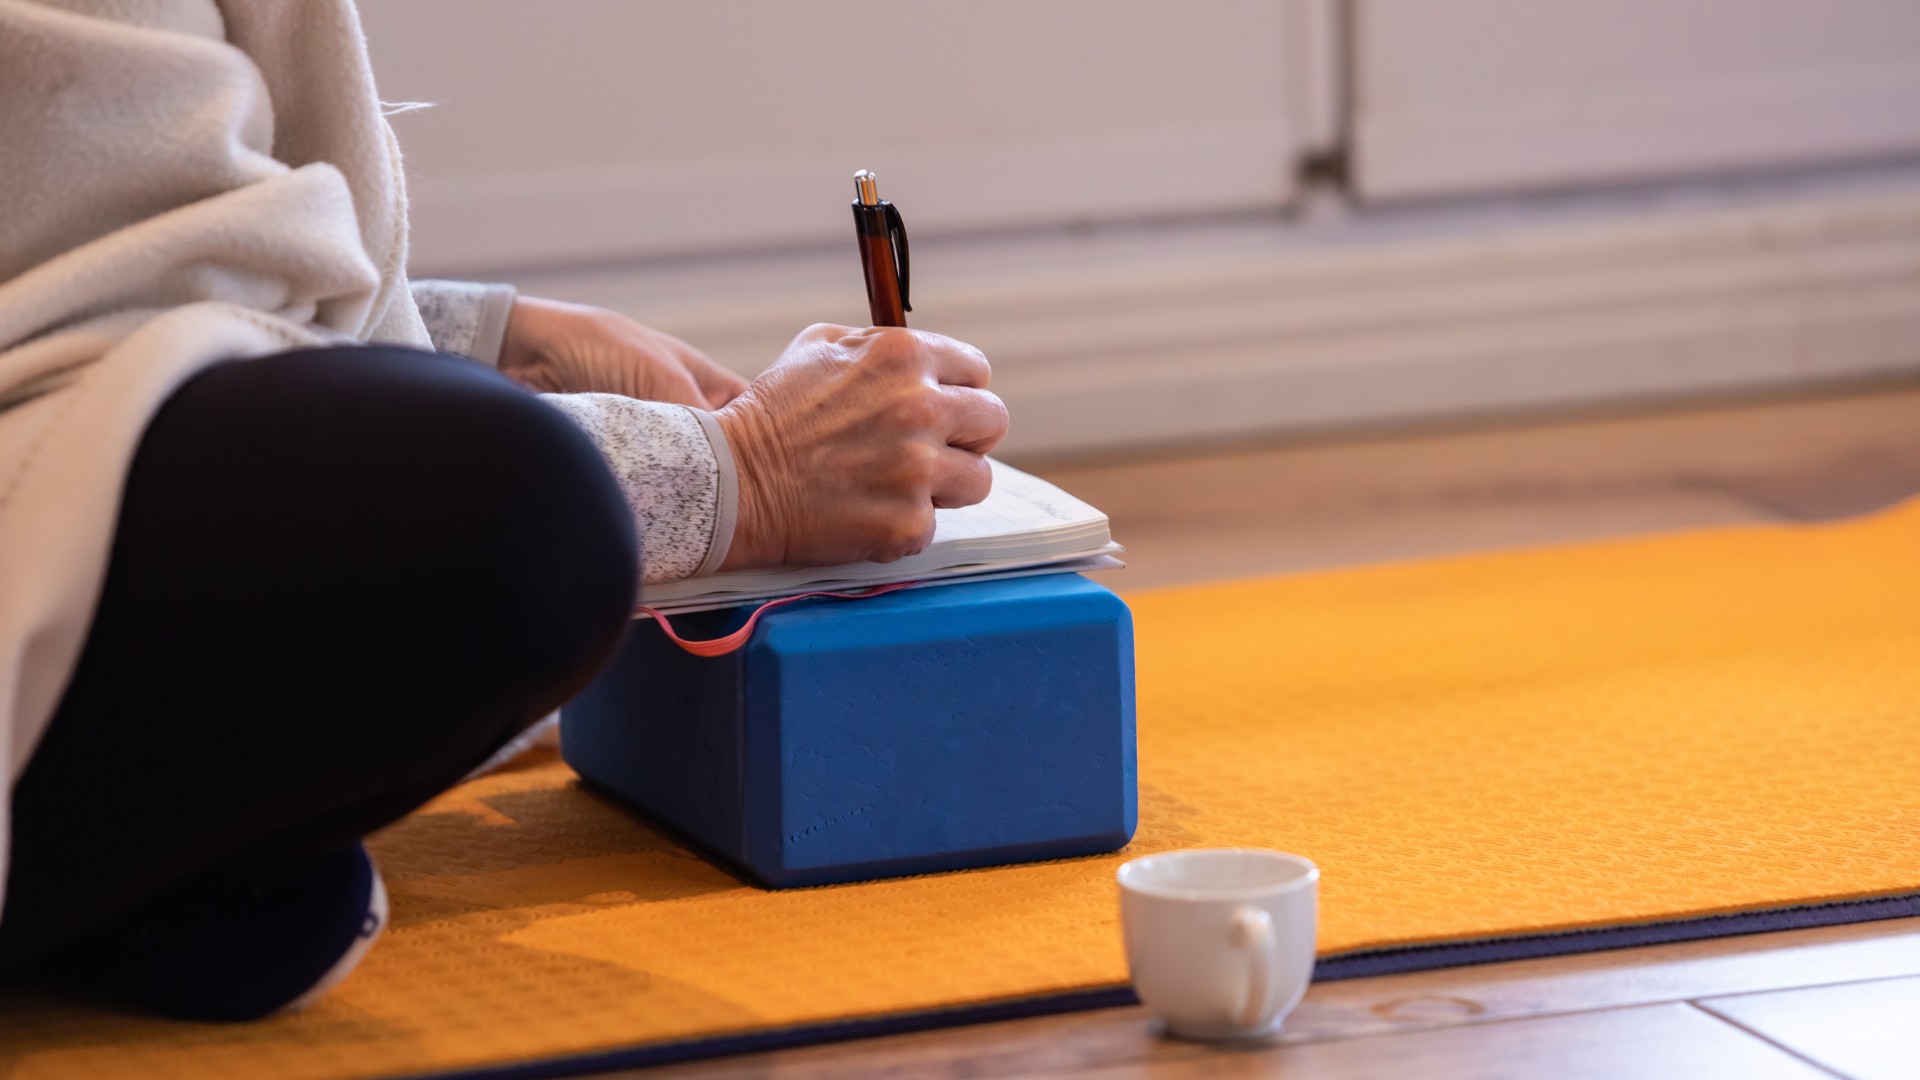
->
[537, 393, 737, 584]
[410, 280, 516, 366]
[686, 407, 737, 576]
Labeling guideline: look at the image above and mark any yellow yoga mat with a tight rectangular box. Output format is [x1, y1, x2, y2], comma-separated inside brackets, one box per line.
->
[6, 503, 1920, 1079]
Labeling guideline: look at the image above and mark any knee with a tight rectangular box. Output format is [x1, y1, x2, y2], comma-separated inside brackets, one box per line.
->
[150, 347, 640, 701]
[456, 377, 641, 697]
[374, 355, 640, 698]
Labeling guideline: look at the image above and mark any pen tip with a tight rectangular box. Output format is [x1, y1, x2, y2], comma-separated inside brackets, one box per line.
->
[854, 170, 879, 206]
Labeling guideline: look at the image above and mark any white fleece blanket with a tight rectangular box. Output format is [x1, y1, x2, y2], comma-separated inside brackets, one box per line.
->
[0, 0, 432, 909]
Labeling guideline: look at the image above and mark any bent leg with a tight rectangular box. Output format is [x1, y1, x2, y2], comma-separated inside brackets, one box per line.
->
[0, 346, 637, 977]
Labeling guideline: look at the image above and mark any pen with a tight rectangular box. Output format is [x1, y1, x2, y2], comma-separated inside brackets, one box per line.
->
[851, 169, 911, 328]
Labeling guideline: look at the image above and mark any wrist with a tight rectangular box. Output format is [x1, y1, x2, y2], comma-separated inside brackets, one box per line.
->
[714, 401, 783, 571]
[494, 297, 540, 380]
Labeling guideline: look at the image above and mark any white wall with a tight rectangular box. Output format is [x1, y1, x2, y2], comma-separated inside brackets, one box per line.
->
[1354, 0, 1920, 200]
[362, 1, 1920, 269]
[359, 0, 1316, 275]
[360, 2, 1920, 454]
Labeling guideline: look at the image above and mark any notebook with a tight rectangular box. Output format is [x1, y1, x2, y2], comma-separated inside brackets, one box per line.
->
[638, 458, 1123, 616]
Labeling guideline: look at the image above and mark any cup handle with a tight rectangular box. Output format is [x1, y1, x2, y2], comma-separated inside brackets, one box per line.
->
[1226, 906, 1276, 1030]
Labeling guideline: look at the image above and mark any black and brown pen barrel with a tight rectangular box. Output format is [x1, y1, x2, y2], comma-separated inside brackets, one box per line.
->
[851, 170, 911, 328]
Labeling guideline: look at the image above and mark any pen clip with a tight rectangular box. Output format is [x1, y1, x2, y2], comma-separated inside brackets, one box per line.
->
[885, 202, 911, 314]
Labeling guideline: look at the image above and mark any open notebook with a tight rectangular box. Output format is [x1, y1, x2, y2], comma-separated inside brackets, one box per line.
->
[638, 458, 1123, 616]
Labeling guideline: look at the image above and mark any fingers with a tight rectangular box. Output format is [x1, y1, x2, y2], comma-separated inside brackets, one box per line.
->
[643, 363, 714, 409]
[919, 332, 991, 389]
[864, 506, 939, 563]
[937, 385, 1008, 455]
[683, 350, 749, 408]
[929, 446, 994, 509]
[615, 324, 714, 408]
[496, 295, 741, 409]
[842, 327, 990, 389]
[645, 327, 744, 407]
[784, 323, 863, 359]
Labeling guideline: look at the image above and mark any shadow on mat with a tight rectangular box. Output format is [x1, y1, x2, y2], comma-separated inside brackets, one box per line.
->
[369, 778, 743, 929]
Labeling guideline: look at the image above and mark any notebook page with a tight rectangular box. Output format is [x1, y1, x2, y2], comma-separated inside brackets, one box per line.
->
[638, 458, 1114, 606]
[929, 459, 1105, 543]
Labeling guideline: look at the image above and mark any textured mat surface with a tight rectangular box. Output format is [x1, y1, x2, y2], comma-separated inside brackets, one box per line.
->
[5, 503, 1920, 1079]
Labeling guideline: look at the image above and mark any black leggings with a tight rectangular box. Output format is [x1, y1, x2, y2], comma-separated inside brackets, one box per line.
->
[0, 346, 638, 974]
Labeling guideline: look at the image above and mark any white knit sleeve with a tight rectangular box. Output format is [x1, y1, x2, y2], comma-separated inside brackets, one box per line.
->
[538, 393, 738, 584]
[410, 280, 516, 366]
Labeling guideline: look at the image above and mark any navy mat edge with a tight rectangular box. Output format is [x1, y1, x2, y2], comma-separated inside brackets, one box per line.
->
[416, 890, 1920, 1080]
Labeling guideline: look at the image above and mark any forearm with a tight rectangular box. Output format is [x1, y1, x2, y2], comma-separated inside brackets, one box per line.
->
[539, 393, 737, 584]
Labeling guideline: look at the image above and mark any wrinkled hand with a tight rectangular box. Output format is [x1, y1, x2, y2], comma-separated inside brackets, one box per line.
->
[715, 324, 1008, 570]
[497, 295, 749, 409]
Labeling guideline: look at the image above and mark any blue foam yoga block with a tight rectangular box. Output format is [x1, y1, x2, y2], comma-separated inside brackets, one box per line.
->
[562, 573, 1137, 888]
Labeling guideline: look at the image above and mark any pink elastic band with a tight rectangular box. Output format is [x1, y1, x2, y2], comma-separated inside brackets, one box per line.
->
[634, 580, 923, 657]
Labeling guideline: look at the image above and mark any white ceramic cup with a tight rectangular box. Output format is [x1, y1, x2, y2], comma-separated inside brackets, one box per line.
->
[1117, 848, 1319, 1040]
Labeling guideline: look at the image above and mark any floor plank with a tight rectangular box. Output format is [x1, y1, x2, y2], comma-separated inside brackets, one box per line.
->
[1699, 974, 1920, 1080]
[627, 918, 1920, 1079]
[1280, 917, 1920, 1045]
[1035, 1005, 1836, 1080]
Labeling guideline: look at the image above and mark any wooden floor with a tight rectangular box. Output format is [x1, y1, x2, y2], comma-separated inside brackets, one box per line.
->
[615, 384, 1920, 1080]
[1042, 384, 1920, 594]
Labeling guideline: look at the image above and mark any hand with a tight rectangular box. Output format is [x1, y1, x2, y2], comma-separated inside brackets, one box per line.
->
[496, 295, 749, 409]
[715, 324, 1008, 570]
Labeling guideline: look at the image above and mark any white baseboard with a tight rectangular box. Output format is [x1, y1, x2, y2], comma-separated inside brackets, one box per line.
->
[539, 183, 1920, 458]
